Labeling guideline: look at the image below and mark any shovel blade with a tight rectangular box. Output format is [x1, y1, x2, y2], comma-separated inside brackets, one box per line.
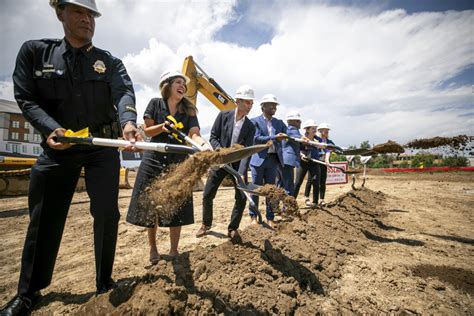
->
[342, 148, 377, 156]
[219, 144, 269, 164]
[236, 183, 265, 196]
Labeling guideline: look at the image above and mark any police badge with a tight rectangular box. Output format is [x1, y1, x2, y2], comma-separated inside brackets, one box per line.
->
[93, 60, 106, 74]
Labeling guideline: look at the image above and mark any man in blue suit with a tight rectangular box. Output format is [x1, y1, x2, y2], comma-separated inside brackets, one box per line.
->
[281, 111, 303, 196]
[249, 94, 287, 227]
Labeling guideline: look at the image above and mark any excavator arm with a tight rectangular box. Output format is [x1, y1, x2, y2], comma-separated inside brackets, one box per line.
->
[182, 56, 237, 111]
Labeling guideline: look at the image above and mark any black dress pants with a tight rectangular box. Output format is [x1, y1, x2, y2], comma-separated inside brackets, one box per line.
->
[202, 164, 246, 231]
[294, 160, 320, 204]
[18, 147, 120, 295]
[318, 164, 328, 199]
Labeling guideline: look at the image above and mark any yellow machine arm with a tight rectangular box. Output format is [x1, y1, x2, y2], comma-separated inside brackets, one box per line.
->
[182, 56, 237, 111]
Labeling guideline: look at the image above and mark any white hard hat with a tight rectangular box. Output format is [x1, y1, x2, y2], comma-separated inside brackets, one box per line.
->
[260, 94, 279, 105]
[159, 70, 190, 88]
[301, 119, 317, 129]
[317, 122, 330, 130]
[235, 85, 255, 100]
[285, 111, 301, 121]
[50, 0, 101, 17]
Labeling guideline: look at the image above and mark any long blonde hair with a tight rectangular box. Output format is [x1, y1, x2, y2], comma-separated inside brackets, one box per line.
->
[160, 79, 197, 117]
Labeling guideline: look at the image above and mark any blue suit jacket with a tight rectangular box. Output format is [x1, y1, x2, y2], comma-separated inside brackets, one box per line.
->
[282, 125, 302, 168]
[249, 114, 287, 167]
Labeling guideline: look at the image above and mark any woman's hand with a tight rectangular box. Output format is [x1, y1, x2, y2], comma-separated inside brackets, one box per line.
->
[144, 119, 170, 137]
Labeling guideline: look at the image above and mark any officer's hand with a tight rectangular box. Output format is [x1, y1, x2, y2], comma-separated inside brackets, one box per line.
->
[46, 128, 72, 150]
[275, 133, 287, 141]
[122, 122, 143, 152]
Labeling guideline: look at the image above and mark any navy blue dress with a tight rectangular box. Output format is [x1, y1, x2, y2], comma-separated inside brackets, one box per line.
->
[126, 98, 199, 227]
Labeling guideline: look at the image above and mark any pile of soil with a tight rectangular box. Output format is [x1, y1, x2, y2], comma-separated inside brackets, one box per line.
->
[77, 188, 405, 314]
[405, 135, 471, 150]
[372, 140, 405, 154]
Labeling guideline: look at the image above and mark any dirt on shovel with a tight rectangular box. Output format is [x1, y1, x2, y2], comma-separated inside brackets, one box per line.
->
[144, 145, 246, 220]
[256, 184, 300, 218]
[405, 135, 471, 150]
[372, 140, 405, 154]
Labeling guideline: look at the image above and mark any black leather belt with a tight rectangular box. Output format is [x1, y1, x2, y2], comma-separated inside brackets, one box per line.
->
[91, 122, 120, 138]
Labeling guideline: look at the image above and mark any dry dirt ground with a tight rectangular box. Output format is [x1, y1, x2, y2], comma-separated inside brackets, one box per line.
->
[0, 171, 473, 314]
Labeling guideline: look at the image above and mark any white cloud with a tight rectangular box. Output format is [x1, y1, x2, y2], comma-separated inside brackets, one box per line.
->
[2, 1, 472, 147]
[0, 81, 14, 101]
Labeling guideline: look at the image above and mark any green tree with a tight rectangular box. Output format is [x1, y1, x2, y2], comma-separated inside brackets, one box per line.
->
[360, 140, 371, 149]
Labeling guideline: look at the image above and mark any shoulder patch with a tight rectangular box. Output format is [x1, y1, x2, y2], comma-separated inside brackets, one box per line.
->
[125, 105, 137, 114]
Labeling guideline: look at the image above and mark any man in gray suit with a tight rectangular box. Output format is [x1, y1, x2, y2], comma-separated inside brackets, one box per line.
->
[196, 85, 256, 239]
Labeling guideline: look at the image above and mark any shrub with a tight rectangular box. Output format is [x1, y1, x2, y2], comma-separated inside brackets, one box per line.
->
[440, 156, 469, 167]
[410, 153, 435, 168]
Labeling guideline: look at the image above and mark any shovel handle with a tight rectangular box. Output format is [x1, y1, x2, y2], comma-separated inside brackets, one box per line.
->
[55, 136, 196, 154]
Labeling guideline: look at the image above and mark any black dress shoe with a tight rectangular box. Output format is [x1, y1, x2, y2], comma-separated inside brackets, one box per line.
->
[96, 279, 117, 295]
[0, 292, 40, 316]
[227, 229, 242, 243]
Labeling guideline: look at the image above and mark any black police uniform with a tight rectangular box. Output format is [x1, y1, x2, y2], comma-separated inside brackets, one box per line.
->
[126, 98, 198, 228]
[12, 38, 137, 295]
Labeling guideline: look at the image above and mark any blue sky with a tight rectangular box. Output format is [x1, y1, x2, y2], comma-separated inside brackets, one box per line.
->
[0, 0, 472, 147]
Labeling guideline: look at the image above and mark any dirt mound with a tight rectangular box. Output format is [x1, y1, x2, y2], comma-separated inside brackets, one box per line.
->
[411, 264, 474, 295]
[405, 135, 471, 150]
[372, 140, 404, 154]
[77, 188, 419, 314]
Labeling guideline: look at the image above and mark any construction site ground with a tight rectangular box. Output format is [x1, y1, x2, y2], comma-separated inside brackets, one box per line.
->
[0, 171, 473, 314]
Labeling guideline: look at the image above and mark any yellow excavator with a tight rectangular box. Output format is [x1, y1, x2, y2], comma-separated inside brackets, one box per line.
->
[0, 56, 233, 196]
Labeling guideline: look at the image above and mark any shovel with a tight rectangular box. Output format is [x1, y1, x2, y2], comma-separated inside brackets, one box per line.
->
[55, 135, 268, 166]
[341, 148, 377, 156]
[165, 124, 266, 197]
[302, 155, 362, 174]
[55, 136, 197, 155]
[287, 136, 344, 153]
[165, 123, 266, 223]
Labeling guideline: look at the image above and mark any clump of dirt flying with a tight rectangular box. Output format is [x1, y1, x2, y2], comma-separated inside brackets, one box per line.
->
[146, 145, 246, 220]
[372, 140, 405, 154]
[80, 188, 426, 314]
[257, 184, 300, 217]
[405, 135, 470, 150]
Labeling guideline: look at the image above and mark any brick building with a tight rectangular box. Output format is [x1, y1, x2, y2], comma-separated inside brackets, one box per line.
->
[0, 98, 43, 157]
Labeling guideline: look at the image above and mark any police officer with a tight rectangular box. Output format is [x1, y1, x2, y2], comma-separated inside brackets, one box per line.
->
[1, 1, 141, 315]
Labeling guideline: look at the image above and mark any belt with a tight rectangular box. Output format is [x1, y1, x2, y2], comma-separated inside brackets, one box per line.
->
[91, 122, 120, 138]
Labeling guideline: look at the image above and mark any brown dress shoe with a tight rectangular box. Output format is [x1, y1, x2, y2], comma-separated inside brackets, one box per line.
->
[195, 225, 209, 238]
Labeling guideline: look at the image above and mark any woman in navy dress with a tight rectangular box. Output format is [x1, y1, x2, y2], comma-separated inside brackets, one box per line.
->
[127, 70, 210, 264]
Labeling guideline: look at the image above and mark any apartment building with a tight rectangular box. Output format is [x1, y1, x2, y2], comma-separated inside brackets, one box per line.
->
[0, 99, 43, 158]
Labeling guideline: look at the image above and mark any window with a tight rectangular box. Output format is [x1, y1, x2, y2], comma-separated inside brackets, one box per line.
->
[23, 134, 29, 141]
[22, 145, 27, 153]
[24, 122, 30, 129]
[33, 147, 42, 155]
[12, 144, 20, 153]
[11, 132, 19, 140]
[33, 134, 41, 142]
[11, 121, 20, 128]
[6, 143, 11, 151]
